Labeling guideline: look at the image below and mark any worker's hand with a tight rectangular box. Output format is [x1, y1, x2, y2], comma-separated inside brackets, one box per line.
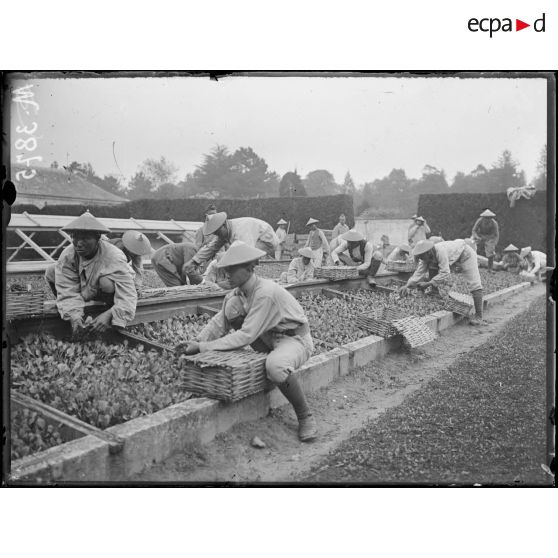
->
[398, 285, 411, 297]
[88, 310, 113, 334]
[183, 259, 201, 275]
[70, 316, 85, 340]
[175, 341, 200, 356]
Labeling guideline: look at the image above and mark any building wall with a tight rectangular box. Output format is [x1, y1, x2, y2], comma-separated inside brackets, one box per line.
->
[355, 219, 411, 246]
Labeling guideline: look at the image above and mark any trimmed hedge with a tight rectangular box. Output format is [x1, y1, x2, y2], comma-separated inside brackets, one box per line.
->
[13, 195, 354, 234]
[417, 192, 548, 253]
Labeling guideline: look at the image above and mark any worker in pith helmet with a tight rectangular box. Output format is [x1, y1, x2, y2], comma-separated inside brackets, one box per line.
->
[471, 209, 499, 272]
[399, 238, 486, 326]
[184, 212, 280, 277]
[275, 218, 288, 260]
[304, 218, 330, 268]
[194, 203, 218, 249]
[46, 212, 137, 338]
[175, 241, 318, 443]
[280, 246, 315, 284]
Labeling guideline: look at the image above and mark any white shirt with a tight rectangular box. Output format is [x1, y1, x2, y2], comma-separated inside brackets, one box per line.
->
[331, 240, 374, 271]
[408, 239, 467, 286]
[527, 251, 547, 274]
[287, 257, 315, 283]
[275, 227, 287, 244]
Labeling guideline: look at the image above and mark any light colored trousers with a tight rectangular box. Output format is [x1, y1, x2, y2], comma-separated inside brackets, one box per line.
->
[459, 245, 483, 292]
[310, 247, 323, 268]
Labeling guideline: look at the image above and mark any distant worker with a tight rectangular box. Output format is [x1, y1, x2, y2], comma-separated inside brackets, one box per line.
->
[183, 212, 280, 276]
[399, 239, 486, 326]
[176, 242, 318, 442]
[275, 218, 288, 260]
[151, 241, 203, 287]
[495, 244, 522, 273]
[331, 213, 350, 239]
[280, 247, 315, 284]
[520, 246, 547, 282]
[108, 231, 152, 290]
[48, 212, 137, 338]
[471, 209, 499, 272]
[194, 203, 218, 249]
[304, 218, 330, 269]
[331, 230, 380, 278]
[408, 216, 431, 247]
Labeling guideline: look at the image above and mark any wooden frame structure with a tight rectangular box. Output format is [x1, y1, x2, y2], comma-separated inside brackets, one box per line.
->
[7, 212, 203, 274]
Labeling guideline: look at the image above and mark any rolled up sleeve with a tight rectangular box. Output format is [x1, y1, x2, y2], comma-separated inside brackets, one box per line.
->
[104, 266, 137, 327]
[331, 240, 348, 264]
[193, 236, 226, 266]
[407, 260, 429, 287]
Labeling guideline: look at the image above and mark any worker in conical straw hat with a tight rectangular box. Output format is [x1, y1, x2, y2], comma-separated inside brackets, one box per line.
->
[471, 208, 499, 272]
[330, 230, 380, 281]
[275, 218, 288, 260]
[304, 217, 330, 269]
[280, 246, 316, 284]
[495, 243, 522, 272]
[175, 241, 318, 442]
[408, 215, 431, 247]
[519, 246, 548, 282]
[104, 230, 153, 290]
[183, 211, 280, 278]
[399, 238, 486, 326]
[385, 243, 414, 265]
[45, 211, 137, 339]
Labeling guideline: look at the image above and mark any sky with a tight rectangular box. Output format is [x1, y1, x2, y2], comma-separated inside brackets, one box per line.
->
[9, 74, 548, 188]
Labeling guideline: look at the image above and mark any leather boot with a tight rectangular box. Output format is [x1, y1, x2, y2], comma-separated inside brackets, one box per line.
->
[487, 256, 495, 273]
[469, 289, 486, 325]
[278, 375, 317, 442]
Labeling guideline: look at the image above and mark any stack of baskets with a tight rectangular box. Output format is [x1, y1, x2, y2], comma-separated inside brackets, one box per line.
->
[139, 284, 220, 299]
[6, 290, 45, 320]
[392, 316, 437, 348]
[444, 291, 475, 317]
[356, 307, 407, 338]
[179, 349, 268, 402]
[385, 259, 417, 273]
[315, 266, 360, 280]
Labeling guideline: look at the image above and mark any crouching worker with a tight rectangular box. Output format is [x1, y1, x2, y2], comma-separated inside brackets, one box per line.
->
[399, 239, 486, 326]
[46, 212, 137, 338]
[175, 242, 318, 442]
[279, 247, 315, 284]
[520, 247, 547, 282]
[331, 230, 379, 280]
[151, 241, 203, 287]
[494, 244, 522, 272]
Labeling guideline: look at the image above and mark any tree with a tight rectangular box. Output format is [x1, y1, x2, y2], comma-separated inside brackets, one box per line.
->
[532, 144, 547, 190]
[128, 172, 154, 200]
[342, 171, 356, 197]
[414, 165, 449, 195]
[279, 171, 307, 197]
[303, 169, 340, 196]
[99, 174, 126, 197]
[193, 145, 234, 194]
[140, 156, 178, 189]
[228, 147, 280, 197]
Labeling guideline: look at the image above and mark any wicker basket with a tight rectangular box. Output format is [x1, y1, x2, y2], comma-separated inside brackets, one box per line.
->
[356, 307, 407, 338]
[6, 291, 45, 320]
[385, 260, 416, 273]
[444, 291, 475, 317]
[315, 266, 360, 280]
[392, 316, 437, 348]
[139, 284, 220, 299]
[179, 350, 268, 402]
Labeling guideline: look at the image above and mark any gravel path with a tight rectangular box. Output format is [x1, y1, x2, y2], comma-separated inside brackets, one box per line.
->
[305, 295, 551, 485]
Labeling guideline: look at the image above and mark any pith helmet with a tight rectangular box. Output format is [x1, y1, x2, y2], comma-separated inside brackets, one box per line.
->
[204, 212, 228, 235]
[277, 218, 288, 225]
[306, 218, 320, 226]
[480, 209, 496, 217]
[62, 211, 111, 233]
[520, 246, 532, 258]
[429, 236, 444, 244]
[298, 247, 314, 258]
[216, 241, 267, 268]
[122, 230, 153, 256]
[504, 244, 519, 252]
[341, 230, 364, 242]
[412, 239, 434, 256]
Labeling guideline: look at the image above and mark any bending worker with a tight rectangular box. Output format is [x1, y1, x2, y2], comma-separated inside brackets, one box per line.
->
[385, 243, 413, 265]
[151, 241, 203, 287]
[520, 246, 547, 282]
[48, 212, 137, 337]
[202, 251, 232, 290]
[471, 209, 499, 272]
[331, 230, 380, 278]
[399, 238, 486, 326]
[280, 247, 315, 284]
[305, 218, 330, 268]
[176, 242, 318, 442]
[183, 212, 280, 276]
[194, 203, 218, 249]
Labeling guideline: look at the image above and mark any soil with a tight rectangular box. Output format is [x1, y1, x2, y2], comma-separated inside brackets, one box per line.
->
[131, 282, 548, 484]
